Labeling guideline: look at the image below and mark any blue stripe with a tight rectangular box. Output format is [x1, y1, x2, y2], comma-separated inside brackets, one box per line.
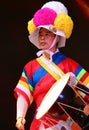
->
[23, 69, 33, 86]
[74, 65, 83, 76]
[33, 52, 67, 87]
[53, 52, 67, 64]
[33, 67, 47, 87]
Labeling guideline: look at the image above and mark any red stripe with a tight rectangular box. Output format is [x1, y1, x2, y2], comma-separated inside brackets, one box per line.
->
[58, 58, 79, 73]
[14, 88, 30, 106]
[79, 72, 89, 83]
[84, 95, 89, 103]
[20, 76, 27, 83]
[24, 59, 41, 77]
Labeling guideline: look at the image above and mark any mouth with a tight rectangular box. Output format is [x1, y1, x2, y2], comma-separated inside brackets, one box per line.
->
[40, 42, 46, 46]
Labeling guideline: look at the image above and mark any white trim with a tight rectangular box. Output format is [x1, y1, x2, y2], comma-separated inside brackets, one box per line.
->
[40, 56, 63, 78]
[16, 84, 30, 98]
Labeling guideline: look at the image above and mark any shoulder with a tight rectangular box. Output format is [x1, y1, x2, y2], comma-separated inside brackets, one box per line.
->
[24, 57, 41, 70]
[24, 58, 37, 68]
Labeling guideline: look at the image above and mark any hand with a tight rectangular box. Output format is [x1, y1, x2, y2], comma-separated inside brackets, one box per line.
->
[16, 117, 26, 130]
[71, 122, 82, 130]
[83, 104, 89, 114]
[68, 72, 76, 86]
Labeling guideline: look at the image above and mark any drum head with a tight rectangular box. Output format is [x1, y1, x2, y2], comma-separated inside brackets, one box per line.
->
[36, 72, 71, 119]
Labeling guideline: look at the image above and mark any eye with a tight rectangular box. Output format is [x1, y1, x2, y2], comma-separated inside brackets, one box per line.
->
[39, 33, 43, 37]
[45, 33, 49, 36]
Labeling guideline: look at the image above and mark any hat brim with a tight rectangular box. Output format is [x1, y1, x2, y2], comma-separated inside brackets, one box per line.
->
[28, 25, 66, 49]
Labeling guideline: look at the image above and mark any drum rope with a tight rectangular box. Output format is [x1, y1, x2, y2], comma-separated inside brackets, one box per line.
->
[57, 102, 76, 124]
[57, 102, 85, 113]
[70, 85, 87, 105]
[74, 85, 89, 95]
[40, 116, 59, 130]
[74, 77, 89, 95]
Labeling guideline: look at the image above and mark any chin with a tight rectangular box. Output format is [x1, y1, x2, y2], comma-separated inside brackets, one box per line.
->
[41, 47, 48, 50]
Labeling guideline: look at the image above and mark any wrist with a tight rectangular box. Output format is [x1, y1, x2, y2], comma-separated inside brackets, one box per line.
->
[16, 117, 26, 124]
[16, 117, 26, 130]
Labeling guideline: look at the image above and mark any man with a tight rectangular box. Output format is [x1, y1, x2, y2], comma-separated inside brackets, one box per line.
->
[14, 1, 89, 130]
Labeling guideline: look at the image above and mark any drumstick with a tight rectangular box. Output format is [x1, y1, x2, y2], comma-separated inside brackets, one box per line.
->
[74, 85, 89, 95]
[75, 77, 89, 95]
[70, 84, 87, 105]
[57, 102, 85, 113]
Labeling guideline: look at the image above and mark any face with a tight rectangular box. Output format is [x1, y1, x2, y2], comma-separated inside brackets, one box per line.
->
[38, 28, 56, 50]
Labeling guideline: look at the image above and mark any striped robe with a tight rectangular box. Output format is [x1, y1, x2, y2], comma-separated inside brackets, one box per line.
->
[14, 51, 89, 130]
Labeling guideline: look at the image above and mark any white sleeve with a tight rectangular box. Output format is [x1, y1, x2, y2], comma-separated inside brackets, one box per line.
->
[16, 94, 28, 119]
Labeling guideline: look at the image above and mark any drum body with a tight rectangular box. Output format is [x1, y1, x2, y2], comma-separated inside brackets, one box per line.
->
[36, 73, 89, 129]
[48, 84, 75, 116]
[47, 84, 89, 129]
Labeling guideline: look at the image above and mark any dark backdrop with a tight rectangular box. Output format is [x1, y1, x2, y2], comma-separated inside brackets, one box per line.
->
[0, 0, 89, 130]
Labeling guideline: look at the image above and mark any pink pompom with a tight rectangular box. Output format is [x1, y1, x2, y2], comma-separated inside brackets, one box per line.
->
[33, 8, 57, 26]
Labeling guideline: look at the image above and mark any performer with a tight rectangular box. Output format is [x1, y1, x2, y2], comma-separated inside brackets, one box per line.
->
[14, 1, 89, 130]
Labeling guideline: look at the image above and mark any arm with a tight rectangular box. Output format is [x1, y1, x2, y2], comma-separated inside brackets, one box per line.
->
[16, 94, 28, 130]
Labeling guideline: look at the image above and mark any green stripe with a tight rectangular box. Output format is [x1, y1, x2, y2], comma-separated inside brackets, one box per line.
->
[29, 84, 34, 92]
[22, 72, 34, 92]
[76, 69, 86, 81]
[22, 72, 26, 77]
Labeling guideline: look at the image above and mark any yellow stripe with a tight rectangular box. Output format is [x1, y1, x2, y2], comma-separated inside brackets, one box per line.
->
[83, 76, 89, 86]
[42, 55, 64, 76]
[43, 55, 64, 76]
[37, 58, 60, 80]
[19, 80, 30, 89]
[19, 79, 34, 91]
[30, 94, 34, 104]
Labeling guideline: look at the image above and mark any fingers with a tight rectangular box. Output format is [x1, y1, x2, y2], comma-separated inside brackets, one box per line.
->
[16, 123, 24, 130]
[83, 104, 89, 114]
[68, 72, 76, 86]
[16, 117, 26, 130]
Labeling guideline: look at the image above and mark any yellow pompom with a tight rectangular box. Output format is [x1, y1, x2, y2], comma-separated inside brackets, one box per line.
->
[27, 19, 36, 34]
[54, 14, 74, 38]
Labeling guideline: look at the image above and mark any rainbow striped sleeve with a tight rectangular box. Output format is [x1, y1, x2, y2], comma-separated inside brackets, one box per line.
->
[74, 64, 89, 102]
[14, 69, 34, 106]
[63, 57, 89, 87]
[61, 57, 89, 102]
[74, 65, 89, 87]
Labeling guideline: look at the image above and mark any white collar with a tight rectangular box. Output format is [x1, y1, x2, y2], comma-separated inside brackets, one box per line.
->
[37, 48, 59, 62]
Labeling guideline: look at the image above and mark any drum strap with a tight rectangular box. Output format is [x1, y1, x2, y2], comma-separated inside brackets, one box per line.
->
[36, 55, 65, 81]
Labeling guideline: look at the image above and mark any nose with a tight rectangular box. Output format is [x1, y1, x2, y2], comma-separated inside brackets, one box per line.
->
[40, 35, 45, 40]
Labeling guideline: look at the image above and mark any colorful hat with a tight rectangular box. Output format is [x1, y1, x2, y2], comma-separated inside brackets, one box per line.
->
[27, 1, 74, 49]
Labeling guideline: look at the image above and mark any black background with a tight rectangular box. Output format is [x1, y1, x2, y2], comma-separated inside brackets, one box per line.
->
[0, 0, 89, 130]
